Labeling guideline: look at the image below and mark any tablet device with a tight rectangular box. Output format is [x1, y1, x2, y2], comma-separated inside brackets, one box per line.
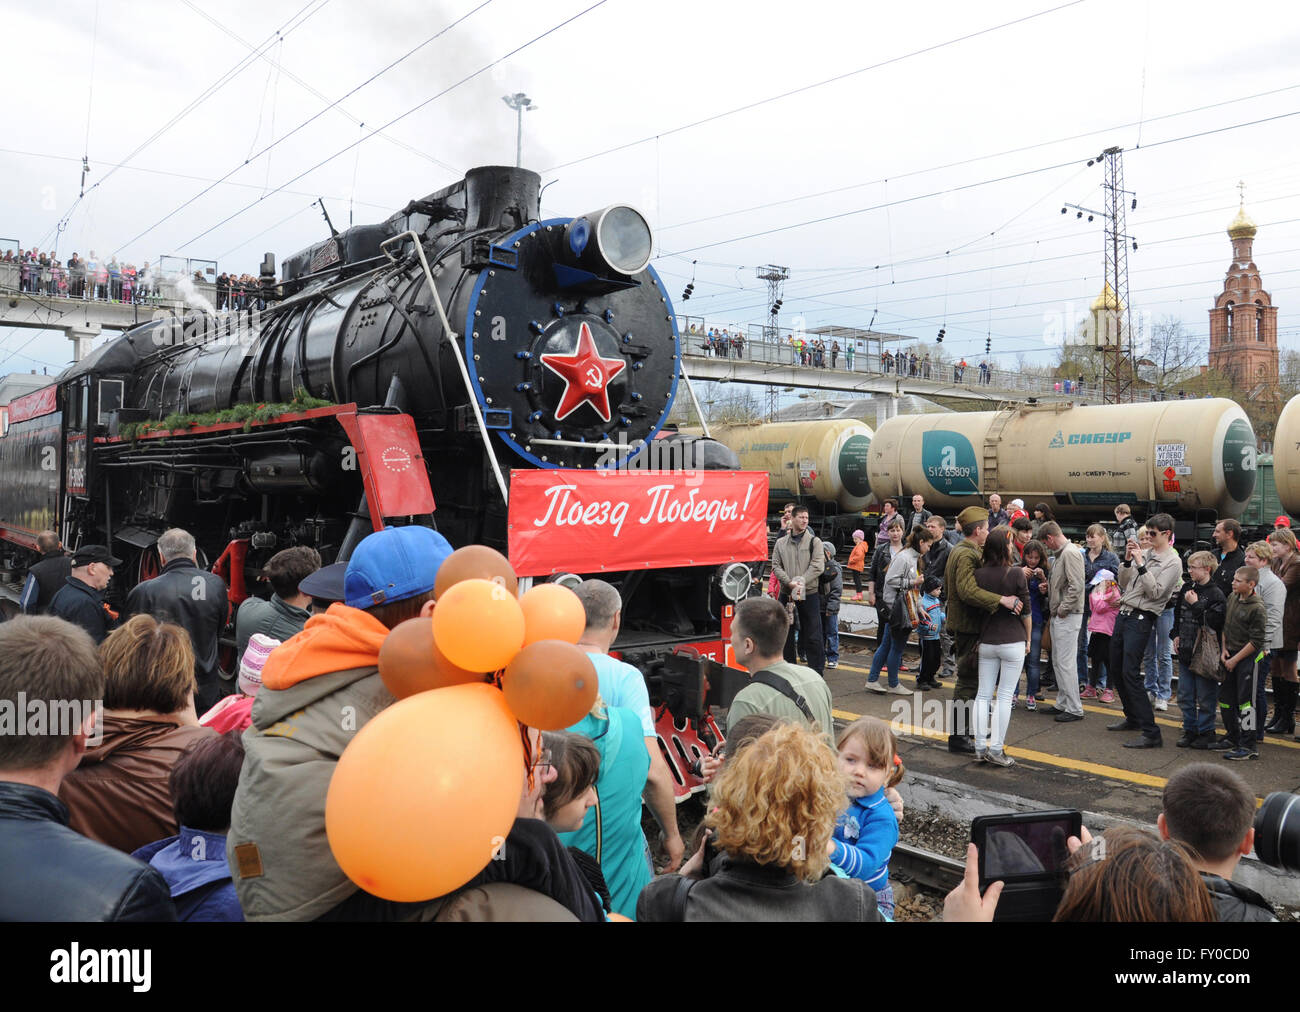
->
[970, 809, 1082, 922]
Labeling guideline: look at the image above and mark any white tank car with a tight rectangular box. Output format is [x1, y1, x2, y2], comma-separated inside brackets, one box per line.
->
[1272, 395, 1300, 515]
[709, 419, 874, 512]
[868, 399, 1256, 520]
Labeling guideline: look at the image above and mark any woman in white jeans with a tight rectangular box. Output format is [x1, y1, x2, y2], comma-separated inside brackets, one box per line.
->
[972, 528, 1032, 766]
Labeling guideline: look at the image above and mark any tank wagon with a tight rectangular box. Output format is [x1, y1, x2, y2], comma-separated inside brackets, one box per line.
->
[1270, 395, 1300, 518]
[709, 420, 873, 512]
[868, 399, 1257, 524]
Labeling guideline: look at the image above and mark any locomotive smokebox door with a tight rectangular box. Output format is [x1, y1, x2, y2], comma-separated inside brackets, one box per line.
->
[463, 211, 678, 472]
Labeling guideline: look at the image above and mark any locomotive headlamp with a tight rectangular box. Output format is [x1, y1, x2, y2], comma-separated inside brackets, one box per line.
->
[565, 205, 653, 277]
[717, 562, 753, 603]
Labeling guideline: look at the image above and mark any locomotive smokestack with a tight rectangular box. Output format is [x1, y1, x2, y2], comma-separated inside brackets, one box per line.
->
[464, 166, 541, 231]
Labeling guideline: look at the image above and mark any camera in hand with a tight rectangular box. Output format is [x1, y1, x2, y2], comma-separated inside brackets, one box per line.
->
[971, 809, 1081, 921]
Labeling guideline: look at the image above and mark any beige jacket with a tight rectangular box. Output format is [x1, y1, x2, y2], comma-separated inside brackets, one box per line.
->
[1118, 546, 1182, 615]
[771, 530, 825, 592]
[1048, 542, 1085, 616]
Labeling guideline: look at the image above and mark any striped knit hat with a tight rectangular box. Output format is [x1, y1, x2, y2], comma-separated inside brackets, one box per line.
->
[238, 633, 281, 696]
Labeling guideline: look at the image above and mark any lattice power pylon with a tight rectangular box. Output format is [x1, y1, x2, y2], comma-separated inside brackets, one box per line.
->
[756, 264, 789, 344]
[1065, 146, 1138, 404]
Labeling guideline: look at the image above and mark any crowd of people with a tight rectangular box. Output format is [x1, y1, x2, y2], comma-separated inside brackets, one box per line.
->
[215, 273, 269, 313]
[3, 247, 266, 311]
[0, 502, 1290, 924]
[686, 325, 745, 359]
[799, 492, 1300, 764]
[5, 249, 156, 302]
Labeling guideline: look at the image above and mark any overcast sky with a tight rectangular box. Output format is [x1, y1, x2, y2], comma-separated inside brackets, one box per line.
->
[4, 0, 1300, 378]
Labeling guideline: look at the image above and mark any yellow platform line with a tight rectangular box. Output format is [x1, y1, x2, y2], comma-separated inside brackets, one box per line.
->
[831, 706, 1267, 803]
[834, 661, 1300, 750]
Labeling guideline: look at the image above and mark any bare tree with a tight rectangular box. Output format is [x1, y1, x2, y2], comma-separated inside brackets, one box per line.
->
[1140, 316, 1205, 397]
[708, 385, 762, 425]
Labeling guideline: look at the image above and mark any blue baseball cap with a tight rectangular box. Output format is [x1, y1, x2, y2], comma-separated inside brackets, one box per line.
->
[344, 526, 454, 609]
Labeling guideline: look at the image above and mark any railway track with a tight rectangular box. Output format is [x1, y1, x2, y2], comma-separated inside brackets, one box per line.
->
[890, 841, 965, 895]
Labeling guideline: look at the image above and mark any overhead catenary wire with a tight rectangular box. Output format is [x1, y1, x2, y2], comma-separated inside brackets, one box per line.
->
[171, 0, 612, 253]
[179, 0, 470, 176]
[665, 158, 1300, 322]
[33, 0, 330, 253]
[656, 78, 1300, 236]
[542, 0, 1089, 173]
[113, 0, 503, 255]
[81, 0, 101, 190]
[663, 105, 1300, 261]
[0, 145, 392, 214]
[677, 196, 1300, 322]
[669, 212, 1300, 349]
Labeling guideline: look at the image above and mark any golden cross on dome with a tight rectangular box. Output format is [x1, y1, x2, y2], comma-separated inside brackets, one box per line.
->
[1238, 179, 1246, 205]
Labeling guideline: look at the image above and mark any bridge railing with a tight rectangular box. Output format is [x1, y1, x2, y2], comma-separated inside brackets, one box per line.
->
[679, 333, 1094, 397]
[0, 260, 219, 309]
[679, 335, 1195, 402]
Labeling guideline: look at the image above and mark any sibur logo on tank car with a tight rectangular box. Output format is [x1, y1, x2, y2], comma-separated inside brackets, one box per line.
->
[1048, 429, 1132, 447]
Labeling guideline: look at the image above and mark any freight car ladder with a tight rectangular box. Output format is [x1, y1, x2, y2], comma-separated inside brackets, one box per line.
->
[981, 406, 1017, 494]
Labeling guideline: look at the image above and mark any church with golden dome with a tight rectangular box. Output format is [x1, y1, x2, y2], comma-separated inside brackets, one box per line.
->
[1208, 184, 1278, 390]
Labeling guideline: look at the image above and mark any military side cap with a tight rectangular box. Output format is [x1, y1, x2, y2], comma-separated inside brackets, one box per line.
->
[957, 506, 989, 528]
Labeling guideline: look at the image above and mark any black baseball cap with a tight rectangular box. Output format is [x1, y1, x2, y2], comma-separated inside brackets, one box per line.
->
[298, 561, 346, 603]
[72, 545, 123, 567]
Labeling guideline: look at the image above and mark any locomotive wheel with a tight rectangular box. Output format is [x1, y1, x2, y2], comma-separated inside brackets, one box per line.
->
[135, 542, 211, 585]
[136, 545, 162, 585]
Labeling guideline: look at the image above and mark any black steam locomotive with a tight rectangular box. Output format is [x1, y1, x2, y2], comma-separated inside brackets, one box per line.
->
[0, 168, 748, 674]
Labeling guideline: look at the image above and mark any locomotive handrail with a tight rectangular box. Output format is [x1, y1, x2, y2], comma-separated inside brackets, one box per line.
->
[381, 229, 510, 506]
[678, 355, 712, 440]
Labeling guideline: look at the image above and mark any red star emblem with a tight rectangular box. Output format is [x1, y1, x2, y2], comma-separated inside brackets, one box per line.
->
[539, 321, 627, 422]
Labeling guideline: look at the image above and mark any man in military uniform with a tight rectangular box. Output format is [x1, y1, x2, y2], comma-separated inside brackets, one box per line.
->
[943, 506, 1024, 754]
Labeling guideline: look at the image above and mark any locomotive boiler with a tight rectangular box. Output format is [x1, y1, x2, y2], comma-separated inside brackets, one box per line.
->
[49, 166, 697, 554]
[867, 399, 1257, 520]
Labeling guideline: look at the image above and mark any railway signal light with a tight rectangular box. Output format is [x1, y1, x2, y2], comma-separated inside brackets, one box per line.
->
[937, 328, 945, 343]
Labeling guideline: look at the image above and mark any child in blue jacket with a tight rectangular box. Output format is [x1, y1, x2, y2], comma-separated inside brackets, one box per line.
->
[916, 591, 945, 690]
[830, 715, 903, 918]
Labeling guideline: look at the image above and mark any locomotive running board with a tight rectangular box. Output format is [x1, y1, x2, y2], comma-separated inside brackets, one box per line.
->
[382, 230, 510, 507]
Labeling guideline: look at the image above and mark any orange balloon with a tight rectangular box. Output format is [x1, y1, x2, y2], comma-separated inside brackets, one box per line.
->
[502, 640, 597, 730]
[434, 544, 518, 600]
[432, 578, 526, 672]
[325, 683, 524, 902]
[378, 617, 483, 699]
[519, 583, 587, 646]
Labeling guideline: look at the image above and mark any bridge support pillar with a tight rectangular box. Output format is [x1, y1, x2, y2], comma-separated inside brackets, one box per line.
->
[874, 392, 898, 424]
[66, 324, 102, 363]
